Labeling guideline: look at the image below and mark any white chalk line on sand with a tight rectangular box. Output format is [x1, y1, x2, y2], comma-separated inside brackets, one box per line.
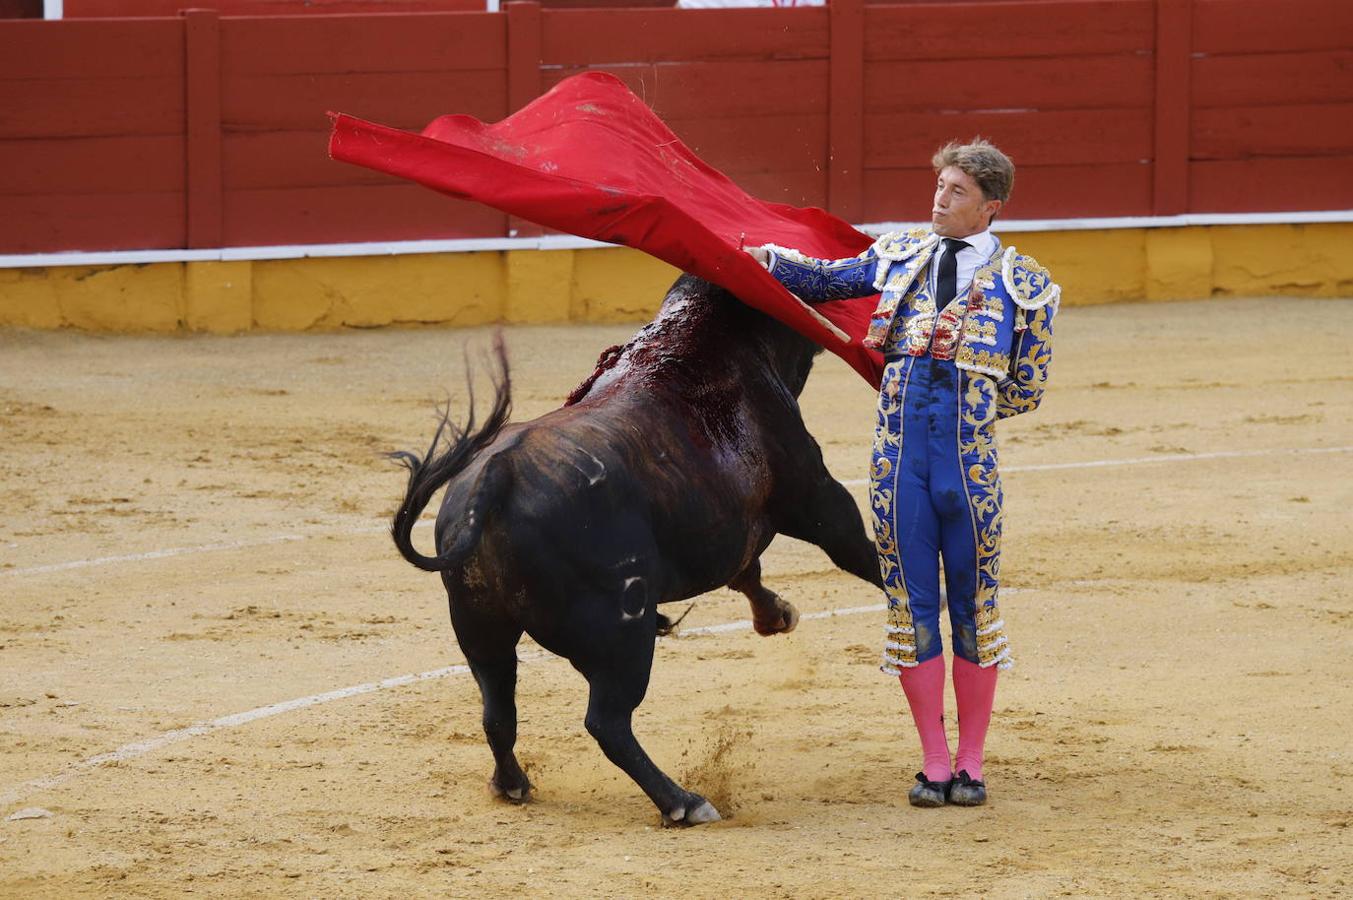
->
[838, 444, 1352, 487]
[2, 524, 391, 579]
[0, 599, 917, 810]
[5, 444, 1348, 581]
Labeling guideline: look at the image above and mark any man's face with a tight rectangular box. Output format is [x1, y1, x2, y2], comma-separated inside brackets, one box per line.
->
[931, 165, 1002, 238]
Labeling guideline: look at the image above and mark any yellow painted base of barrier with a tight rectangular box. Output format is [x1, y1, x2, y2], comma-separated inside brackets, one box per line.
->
[2, 224, 1351, 334]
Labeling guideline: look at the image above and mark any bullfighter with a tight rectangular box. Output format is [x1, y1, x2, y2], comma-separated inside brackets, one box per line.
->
[745, 139, 1058, 808]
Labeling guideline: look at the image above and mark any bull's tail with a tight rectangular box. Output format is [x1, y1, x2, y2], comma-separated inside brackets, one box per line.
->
[387, 336, 512, 573]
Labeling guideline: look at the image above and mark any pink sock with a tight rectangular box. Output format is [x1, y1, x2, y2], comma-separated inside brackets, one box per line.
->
[898, 656, 952, 782]
[952, 656, 998, 781]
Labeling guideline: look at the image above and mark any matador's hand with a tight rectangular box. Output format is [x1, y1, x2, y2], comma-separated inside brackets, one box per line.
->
[743, 246, 770, 267]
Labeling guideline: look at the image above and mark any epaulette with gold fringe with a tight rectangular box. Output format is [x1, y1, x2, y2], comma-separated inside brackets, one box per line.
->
[870, 227, 937, 263]
[1001, 247, 1060, 310]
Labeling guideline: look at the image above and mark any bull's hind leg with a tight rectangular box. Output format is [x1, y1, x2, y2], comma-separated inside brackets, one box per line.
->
[468, 646, 531, 802]
[580, 655, 721, 826]
[559, 598, 720, 826]
[730, 558, 799, 636]
[446, 594, 531, 802]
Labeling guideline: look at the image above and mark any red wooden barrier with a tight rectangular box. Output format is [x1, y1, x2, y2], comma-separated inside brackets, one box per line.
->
[1, 0, 1352, 255]
[0, 19, 185, 251]
[828, 0, 864, 222]
[0, 0, 41, 17]
[1152, 0, 1190, 216]
[58, 0, 670, 16]
[1189, 0, 1353, 212]
[184, 8, 223, 247]
[64, 0, 483, 16]
[539, 6, 832, 208]
[860, 0, 1157, 221]
[218, 11, 508, 244]
[506, 0, 543, 237]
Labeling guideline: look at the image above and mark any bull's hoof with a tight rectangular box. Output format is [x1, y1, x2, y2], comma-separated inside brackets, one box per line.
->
[489, 778, 533, 804]
[687, 799, 722, 824]
[661, 799, 722, 828]
[753, 597, 799, 636]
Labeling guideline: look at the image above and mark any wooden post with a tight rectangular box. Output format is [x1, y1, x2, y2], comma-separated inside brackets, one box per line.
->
[505, 0, 542, 237]
[828, 0, 864, 223]
[1152, 0, 1192, 215]
[183, 8, 223, 248]
[506, 1, 542, 115]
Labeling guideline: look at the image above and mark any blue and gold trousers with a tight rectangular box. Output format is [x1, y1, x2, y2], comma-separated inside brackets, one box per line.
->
[872, 354, 1013, 674]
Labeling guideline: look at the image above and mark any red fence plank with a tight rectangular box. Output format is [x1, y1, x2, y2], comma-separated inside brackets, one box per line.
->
[539, 0, 672, 8]
[542, 7, 827, 64]
[221, 12, 504, 75]
[1193, 51, 1353, 108]
[0, 136, 183, 194]
[1190, 155, 1353, 213]
[865, 55, 1154, 113]
[541, 60, 829, 119]
[663, 114, 826, 175]
[224, 131, 388, 189]
[862, 163, 1153, 222]
[864, 0, 1153, 61]
[185, 9, 224, 248]
[0, 0, 42, 17]
[223, 184, 506, 245]
[828, 0, 864, 221]
[0, 77, 184, 139]
[0, 19, 182, 79]
[1192, 103, 1353, 161]
[221, 71, 507, 130]
[1193, 0, 1353, 54]
[865, 108, 1153, 169]
[0, 193, 184, 253]
[505, 1, 541, 236]
[728, 170, 827, 211]
[1014, 163, 1154, 218]
[66, 0, 482, 16]
[507, 1, 542, 114]
[1153, 0, 1191, 215]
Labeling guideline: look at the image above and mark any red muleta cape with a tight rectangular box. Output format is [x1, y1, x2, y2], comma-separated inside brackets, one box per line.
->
[328, 71, 885, 387]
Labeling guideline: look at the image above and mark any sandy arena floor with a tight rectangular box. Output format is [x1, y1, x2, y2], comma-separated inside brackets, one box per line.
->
[1, 296, 1350, 898]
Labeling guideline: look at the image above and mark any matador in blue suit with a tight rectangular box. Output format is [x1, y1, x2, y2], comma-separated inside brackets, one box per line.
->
[747, 140, 1058, 809]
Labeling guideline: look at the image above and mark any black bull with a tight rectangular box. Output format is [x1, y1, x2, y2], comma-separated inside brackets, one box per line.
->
[389, 275, 883, 826]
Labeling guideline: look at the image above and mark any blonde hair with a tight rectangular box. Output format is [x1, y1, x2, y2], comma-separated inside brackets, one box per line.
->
[932, 138, 1015, 206]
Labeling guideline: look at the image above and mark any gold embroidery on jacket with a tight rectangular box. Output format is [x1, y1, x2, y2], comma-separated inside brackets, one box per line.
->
[956, 344, 1010, 379]
[872, 360, 919, 673]
[996, 302, 1054, 418]
[1002, 248, 1059, 310]
[961, 317, 997, 346]
[958, 374, 1012, 669]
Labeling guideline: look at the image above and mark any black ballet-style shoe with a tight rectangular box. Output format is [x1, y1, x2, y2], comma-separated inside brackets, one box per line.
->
[908, 771, 952, 808]
[948, 769, 987, 807]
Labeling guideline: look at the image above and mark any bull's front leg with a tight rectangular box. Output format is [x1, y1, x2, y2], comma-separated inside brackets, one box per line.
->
[729, 558, 799, 636]
[778, 475, 884, 590]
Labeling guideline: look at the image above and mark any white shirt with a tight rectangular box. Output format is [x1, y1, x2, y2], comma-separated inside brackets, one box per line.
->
[929, 228, 997, 305]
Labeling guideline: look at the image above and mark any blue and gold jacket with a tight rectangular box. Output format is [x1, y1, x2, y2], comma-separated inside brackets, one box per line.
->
[762, 228, 1058, 418]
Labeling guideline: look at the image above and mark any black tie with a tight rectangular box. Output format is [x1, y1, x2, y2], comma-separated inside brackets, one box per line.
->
[937, 238, 969, 303]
